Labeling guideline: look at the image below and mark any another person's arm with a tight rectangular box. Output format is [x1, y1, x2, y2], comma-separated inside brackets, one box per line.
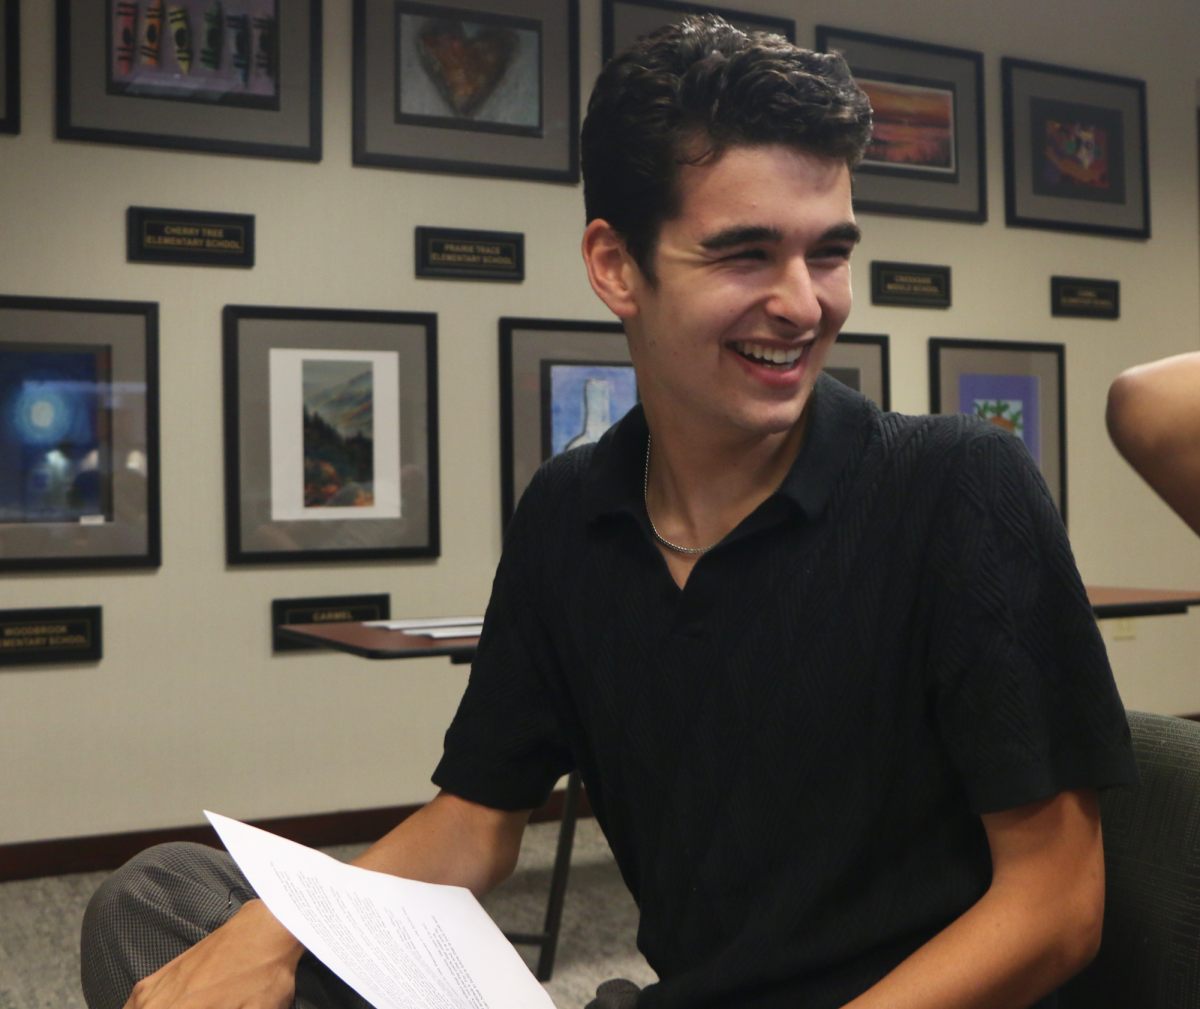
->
[123, 791, 530, 1009]
[845, 787, 1103, 1009]
[1107, 351, 1200, 535]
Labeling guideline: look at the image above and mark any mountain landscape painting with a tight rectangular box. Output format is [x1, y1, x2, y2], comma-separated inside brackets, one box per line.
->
[302, 359, 375, 509]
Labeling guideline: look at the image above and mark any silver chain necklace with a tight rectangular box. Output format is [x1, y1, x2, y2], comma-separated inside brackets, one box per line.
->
[643, 435, 719, 556]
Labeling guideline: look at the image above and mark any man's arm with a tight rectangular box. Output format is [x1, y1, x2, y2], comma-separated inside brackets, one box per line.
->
[845, 788, 1104, 1009]
[123, 791, 530, 1009]
[1107, 351, 1200, 536]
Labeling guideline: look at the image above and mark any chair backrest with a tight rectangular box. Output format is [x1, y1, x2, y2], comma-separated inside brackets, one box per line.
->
[1059, 710, 1200, 1007]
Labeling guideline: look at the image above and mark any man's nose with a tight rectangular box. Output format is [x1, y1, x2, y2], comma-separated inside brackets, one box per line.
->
[766, 257, 822, 333]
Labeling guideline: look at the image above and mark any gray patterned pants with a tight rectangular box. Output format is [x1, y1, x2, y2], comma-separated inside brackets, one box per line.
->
[80, 841, 373, 1009]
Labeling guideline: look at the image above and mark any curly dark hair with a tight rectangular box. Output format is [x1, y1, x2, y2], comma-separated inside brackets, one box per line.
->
[581, 16, 872, 280]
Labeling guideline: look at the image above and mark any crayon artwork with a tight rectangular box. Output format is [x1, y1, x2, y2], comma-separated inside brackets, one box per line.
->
[139, 0, 164, 67]
[108, 0, 279, 109]
[168, 6, 193, 73]
[115, 2, 139, 75]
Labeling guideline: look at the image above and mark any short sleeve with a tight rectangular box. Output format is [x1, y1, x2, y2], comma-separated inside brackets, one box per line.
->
[927, 425, 1139, 815]
[431, 470, 575, 811]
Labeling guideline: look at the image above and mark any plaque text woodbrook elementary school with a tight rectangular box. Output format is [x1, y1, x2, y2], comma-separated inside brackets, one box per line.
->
[127, 207, 255, 267]
[415, 227, 524, 281]
[0, 606, 102, 666]
[870, 261, 952, 309]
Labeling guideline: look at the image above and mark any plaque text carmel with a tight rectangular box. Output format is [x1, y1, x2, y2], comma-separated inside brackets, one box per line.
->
[271, 594, 391, 652]
[871, 261, 952, 309]
[127, 207, 255, 268]
[1051, 276, 1119, 319]
[415, 227, 524, 282]
[0, 606, 102, 666]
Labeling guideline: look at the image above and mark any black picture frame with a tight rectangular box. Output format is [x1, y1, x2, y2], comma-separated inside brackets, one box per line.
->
[0, 295, 161, 572]
[0, 0, 18, 134]
[1002, 57, 1149, 239]
[499, 317, 629, 526]
[56, 0, 322, 161]
[603, 0, 793, 62]
[223, 305, 440, 565]
[353, 0, 579, 182]
[816, 27, 986, 224]
[826, 333, 890, 410]
[929, 337, 1066, 522]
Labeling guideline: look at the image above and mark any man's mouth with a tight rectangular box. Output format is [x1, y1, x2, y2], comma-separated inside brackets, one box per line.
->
[731, 340, 806, 370]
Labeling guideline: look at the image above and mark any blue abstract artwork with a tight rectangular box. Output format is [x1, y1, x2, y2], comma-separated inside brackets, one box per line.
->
[0, 345, 111, 522]
[542, 361, 637, 459]
[958, 373, 1040, 463]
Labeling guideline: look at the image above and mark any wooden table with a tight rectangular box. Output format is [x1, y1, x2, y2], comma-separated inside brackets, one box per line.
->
[1086, 586, 1200, 620]
[277, 620, 578, 983]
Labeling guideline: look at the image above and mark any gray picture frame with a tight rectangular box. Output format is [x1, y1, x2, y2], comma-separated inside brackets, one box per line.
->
[223, 305, 440, 565]
[816, 26, 986, 224]
[0, 295, 161, 572]
[0, 0, 18, 134]
[826, 333, 889, 410]
[499, 317, 629, 526]
[602, 0, 793, 62]
[353, 0, 579, 182]
[56, 0, 322, 161]
[1002, 57, 1149, 239]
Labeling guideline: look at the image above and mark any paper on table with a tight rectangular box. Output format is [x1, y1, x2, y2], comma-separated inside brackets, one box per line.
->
[363, 617, 485, 631]
[415, 626, 484, 639]
[205, 812, 555, 1009]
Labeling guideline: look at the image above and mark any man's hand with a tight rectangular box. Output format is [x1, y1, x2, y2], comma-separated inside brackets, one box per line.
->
[123, 898, 303, 1009]
[845, 788, 1104, 1009]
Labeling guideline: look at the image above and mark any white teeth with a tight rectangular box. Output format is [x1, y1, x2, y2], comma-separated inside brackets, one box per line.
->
[734, 341, 803, 365]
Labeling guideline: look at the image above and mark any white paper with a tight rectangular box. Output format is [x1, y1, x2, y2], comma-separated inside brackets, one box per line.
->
[413, 626, 484, 639]
[268, 348, 402, 522]
[206, 812, 555, 1009]
[363, 617, 484, 631]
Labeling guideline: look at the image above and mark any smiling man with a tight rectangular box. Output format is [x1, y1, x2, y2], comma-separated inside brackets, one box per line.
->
[83, 18, 1138, 1009]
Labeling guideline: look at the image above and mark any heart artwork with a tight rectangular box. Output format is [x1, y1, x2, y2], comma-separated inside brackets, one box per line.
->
[417, 18, 518, 119]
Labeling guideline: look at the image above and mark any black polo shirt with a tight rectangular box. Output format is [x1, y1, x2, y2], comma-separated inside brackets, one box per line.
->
[433, 374, 1138, 1009]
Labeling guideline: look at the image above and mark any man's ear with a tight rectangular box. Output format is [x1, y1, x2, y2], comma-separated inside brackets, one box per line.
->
[582, 219, 642, 320]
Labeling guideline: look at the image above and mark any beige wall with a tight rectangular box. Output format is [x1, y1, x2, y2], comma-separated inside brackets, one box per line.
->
[1, 0, 1199, 845]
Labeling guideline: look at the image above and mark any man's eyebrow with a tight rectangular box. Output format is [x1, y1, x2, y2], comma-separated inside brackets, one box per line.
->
[699, 226, 783, 250]
[819, 223, 863, 245]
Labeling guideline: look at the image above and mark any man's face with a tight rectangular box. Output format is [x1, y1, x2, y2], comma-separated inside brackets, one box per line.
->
[624, 144, 858, 440]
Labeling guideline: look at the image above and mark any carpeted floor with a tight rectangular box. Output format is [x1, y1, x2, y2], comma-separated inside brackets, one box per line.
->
[0, 818, 656, 1009]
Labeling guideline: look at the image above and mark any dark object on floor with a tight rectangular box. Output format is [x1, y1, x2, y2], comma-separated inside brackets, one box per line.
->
[1059, 711, 1200, 1007]
[586, 978, 641, 1009]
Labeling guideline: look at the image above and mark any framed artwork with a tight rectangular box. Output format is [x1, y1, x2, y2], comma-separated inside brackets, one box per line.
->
[353, 0, 579, 182]
[825, 333, 889, 410]
[929, 338, 1066, 521]
[0, 295, 161, 572]
[1, 0, 18, 134]
[56, 0, 322, 160]
[1002, 58, 1149, 239]
[223, 306, 439, 564]
[603, 0, 793, 62]
[816, 27, 985, 223]
[500, 317, 630, 526]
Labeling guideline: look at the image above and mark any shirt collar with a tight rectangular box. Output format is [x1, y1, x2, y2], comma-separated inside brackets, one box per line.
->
[581, 371, 875, 526]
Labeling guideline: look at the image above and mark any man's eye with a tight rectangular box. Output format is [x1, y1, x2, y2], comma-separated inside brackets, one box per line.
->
[811, 245, 853, 261]
[723, 248, 767, 261]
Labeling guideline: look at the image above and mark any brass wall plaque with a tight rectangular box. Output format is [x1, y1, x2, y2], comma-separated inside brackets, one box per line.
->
[415, 227, 524, 281]
[127, 207, 255, 267]
[1051, 276, 1119, 319]
[871, 261, 951, 308]
[0, 606, 102, 666]
[271, 594, 391, 652]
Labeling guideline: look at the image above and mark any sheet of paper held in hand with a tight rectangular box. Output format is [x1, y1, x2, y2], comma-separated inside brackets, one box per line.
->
[205, 812, 556, 1009]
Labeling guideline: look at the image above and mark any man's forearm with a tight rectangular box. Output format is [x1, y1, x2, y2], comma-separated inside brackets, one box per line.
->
[843, 790, 1104, 1009]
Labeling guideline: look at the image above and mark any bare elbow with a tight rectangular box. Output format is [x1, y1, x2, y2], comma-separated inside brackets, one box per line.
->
[1055, 876, 1105, 980]
[1106, 369, 1149, 461]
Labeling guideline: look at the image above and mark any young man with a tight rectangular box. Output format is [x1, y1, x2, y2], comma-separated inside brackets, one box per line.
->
[83, 18, 1137, 1009]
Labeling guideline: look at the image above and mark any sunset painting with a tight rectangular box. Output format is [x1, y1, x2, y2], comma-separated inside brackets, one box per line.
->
[857, 75, 956, 175]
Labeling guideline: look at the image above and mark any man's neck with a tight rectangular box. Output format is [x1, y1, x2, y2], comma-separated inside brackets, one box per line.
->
[642, 398, 811, 580]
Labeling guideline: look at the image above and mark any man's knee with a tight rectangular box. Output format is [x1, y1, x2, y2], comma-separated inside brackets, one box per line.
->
[81, 842, 253, 1009]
